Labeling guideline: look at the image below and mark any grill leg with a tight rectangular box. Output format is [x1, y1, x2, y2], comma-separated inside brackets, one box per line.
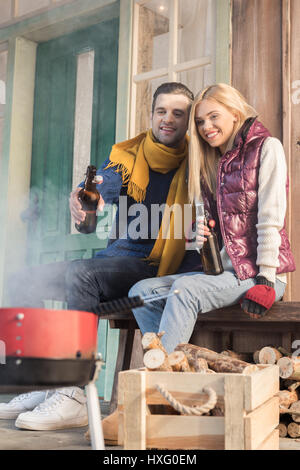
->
[85, 358, 105, 450]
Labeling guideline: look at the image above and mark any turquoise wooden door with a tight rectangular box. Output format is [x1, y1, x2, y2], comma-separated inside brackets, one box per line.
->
[29, 19, 119, 400]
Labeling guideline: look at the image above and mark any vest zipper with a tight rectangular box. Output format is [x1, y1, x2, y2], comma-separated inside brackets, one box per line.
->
[216, 156, 241, 280]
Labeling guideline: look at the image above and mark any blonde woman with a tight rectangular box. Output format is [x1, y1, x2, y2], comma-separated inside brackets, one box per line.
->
[129, 83, 295, 354]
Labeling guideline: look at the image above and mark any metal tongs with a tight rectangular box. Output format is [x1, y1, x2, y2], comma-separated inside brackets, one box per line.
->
[92, 290, 180, 316]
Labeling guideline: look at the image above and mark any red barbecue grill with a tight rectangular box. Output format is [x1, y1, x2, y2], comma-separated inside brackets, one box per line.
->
[0, 306, 105, 449]
[0, 291, 178, 450]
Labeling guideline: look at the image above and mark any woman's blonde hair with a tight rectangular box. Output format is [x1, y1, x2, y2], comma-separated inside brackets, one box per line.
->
[188, 83, 257, 202]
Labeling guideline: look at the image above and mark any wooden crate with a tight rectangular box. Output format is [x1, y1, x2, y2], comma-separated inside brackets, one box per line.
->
[118, 365, 279, 450]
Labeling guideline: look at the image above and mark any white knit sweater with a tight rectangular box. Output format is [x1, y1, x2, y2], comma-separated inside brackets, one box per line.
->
[220, 136, 287, 284]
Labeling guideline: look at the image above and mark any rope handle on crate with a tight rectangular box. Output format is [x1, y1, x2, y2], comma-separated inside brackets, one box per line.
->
[155, 383, 217, 416]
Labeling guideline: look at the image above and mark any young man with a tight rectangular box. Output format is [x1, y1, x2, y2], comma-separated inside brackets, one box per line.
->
[0, 83, 194, 438]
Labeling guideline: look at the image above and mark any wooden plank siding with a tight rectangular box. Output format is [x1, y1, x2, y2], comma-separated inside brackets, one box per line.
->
[231, 0, 282, 139]
[231, 0, 299, 300]
[289, 0, 300, 301]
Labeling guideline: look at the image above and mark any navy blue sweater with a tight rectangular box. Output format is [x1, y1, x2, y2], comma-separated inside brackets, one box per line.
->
[79, 158, 202, 272]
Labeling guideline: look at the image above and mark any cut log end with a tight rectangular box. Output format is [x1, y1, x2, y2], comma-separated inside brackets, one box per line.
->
[289, 401, 300, 423]
[141, 332, 167, 354]
[277, 390, 299, 413]
[278, 356, 300, 380]
[288, 422, 300, 439]
[258, 346, 282, 365]
[168, 351, 191, 372]
[143, 348, 172, 371]
[277, 423, 288, 438]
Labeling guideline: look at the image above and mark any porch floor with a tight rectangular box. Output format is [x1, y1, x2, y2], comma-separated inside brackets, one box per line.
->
[0, 394, 122, 451]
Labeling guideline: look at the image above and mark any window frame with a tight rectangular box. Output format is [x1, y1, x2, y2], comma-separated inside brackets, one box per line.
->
[129, 0, 231, 137]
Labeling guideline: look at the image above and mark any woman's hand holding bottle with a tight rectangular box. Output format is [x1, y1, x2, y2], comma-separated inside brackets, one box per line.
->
[195, 221, 211, 247]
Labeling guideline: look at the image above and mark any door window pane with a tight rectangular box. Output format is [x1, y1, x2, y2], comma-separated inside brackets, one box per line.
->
[178, 0, 216, 64]
[71, 50, 95, 234]
[178, 64, 214, 97]
[136, 0, 170, 75]
[72, 50, 95, 188]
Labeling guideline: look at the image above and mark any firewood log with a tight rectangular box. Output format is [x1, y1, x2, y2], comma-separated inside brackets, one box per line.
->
[142, 332, 168, 354]
[220, 350, 250, 362]
[204, 368, 217, 374]
[191, 357, 209, 373]
[289, 401, 300, 423]
[173, 346, 209, 373]
[278, 414, 292, 437]
[277, 346, 291, 357]
[277, 389, 299, 414]
[211, 404, 225, 416]
[253, 350, 260, 364]
[175, 344, 258, 374]
[143, 348, 172, 371]
[208, 357, 257, 375]
[258, 346, 283, 365]
[278, 422, 288, 438]
[277, 356, 300, 380]
[288, 381, 300, 392]
[282, 380, 300, 392]
[288, 422, 300, 438]
[174, 344, 222, 363]
[168, 351, 191, 372]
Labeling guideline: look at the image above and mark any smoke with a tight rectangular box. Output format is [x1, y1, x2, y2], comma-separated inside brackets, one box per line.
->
[2, 180, 73, 309]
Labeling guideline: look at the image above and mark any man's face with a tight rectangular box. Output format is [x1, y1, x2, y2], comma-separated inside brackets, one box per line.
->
[151, 93, 191, 147]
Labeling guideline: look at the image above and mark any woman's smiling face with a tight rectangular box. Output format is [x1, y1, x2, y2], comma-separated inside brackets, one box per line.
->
[195, 99, 237, 154]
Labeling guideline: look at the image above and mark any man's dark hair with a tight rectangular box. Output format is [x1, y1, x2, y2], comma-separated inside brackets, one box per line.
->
[152, 82, 194, 114]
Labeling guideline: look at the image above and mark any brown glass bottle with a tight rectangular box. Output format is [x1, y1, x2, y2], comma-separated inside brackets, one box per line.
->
[75, 165, 100, 234]
[201, 219, 224, 275]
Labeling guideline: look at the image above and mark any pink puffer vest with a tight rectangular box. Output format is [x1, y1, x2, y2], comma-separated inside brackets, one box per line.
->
[201, 118, 296, 280]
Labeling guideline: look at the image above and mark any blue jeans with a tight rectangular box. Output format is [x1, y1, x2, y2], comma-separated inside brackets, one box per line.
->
[8, 257, 157, 311]
[129, 270, 286, 353]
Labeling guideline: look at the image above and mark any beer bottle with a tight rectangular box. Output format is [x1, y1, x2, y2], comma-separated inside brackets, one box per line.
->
[200, 219, 224, 275]
[75, 165, 100, 234]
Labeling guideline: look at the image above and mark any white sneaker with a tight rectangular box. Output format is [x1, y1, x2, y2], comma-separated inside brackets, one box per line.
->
[0, 391, 50, 419]
[15, 387, 88, 430]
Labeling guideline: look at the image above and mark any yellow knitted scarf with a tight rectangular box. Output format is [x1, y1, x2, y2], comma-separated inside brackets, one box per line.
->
[105, 130, 190, 276]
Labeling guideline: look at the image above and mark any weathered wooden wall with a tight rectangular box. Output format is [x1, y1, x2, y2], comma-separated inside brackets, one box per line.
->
[288, 0, 300, 301]
[231, 0, 299, 301]
[231, 0, 282, 139]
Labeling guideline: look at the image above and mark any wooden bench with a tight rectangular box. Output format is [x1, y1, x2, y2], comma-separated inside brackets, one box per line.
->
[102, 301, 300, 412]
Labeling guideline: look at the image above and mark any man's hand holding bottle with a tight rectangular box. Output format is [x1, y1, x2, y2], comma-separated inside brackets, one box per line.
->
[69, 175, 105, 225]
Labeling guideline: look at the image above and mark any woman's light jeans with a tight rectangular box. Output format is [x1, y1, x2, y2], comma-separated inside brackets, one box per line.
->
[129, 269, 286, 353]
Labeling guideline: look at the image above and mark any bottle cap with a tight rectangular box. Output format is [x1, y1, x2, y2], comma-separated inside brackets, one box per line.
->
[94, 175, 103, 184]
[208, 219, 216, 228]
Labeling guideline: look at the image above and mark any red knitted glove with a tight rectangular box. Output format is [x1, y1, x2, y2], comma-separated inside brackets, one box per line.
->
[241, 277, 275, 317]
